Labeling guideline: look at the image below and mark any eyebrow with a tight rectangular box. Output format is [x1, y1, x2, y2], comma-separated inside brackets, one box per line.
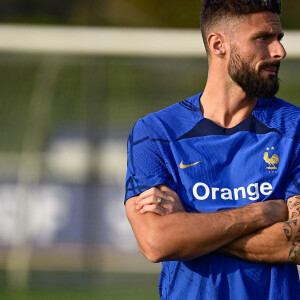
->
[253, 31, 284, 40]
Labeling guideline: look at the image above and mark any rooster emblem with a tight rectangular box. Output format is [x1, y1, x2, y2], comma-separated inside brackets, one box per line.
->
[263, 147, 279, 170]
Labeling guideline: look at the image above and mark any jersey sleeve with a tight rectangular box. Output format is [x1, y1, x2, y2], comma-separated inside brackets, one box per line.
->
[285, 139, 300, 200]
[125, 118, 175, 202]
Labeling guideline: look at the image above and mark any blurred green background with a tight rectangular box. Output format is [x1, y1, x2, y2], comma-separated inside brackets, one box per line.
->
[0, 0, 299, 29]
[0, 1, 299, 300]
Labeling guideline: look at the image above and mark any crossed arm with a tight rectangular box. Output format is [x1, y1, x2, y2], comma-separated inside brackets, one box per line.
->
[219, 195, 300, 264]
[125, 185, 288, 263]
[126, 185, 300, 264]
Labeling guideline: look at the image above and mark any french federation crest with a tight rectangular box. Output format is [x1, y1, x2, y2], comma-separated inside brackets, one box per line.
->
[263, 147, 279, 173]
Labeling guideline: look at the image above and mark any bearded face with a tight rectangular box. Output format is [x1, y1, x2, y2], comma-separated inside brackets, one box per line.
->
[228, 45, 280, 99]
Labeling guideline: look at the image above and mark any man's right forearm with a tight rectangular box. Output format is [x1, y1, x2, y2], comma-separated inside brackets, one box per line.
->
[126, 197, 287, 262]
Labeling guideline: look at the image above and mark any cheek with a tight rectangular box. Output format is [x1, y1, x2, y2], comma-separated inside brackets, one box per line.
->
[246, 54, 261, 72]
[254, 62, 261, 72]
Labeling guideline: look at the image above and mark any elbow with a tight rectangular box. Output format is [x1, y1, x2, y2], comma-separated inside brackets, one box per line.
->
[139, 227, 168, 263]
[142, 249, 164, 264]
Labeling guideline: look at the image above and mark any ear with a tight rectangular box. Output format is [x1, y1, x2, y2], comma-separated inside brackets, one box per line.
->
[207, 32, 226, 57]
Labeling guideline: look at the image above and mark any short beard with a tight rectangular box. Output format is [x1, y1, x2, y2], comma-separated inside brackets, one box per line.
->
[228, 50, 280, 99]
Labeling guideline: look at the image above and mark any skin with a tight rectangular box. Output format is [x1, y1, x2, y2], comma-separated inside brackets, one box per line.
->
[125, 12, 297, 263]
[136, 186, 300, 264]
[218, 195, 300, 264]
[127, 187, 287, 262]
[201, 11, 285, 128]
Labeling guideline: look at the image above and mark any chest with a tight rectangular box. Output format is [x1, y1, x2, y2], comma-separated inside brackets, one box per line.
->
[164, 132, 291, 212]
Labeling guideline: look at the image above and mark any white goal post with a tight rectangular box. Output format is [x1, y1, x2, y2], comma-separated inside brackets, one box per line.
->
[0, 25, 300, 58]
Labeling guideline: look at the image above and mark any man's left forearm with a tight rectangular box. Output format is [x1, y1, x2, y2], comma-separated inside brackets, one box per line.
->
[219, 195, 300, 264]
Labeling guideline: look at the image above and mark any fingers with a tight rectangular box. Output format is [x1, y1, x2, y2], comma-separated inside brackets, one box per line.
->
[136, 194, 162, 210]
[136, 185, 177, 205]
[135, 187, 171, 216]
[136, 187, 167, 204]
[135, 185, 185, 216]
[136, 188, 174, 211]
[139, 204, 165, 216]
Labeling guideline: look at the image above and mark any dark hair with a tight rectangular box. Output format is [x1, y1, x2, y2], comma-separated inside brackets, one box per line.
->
[200, 0, 282, 53]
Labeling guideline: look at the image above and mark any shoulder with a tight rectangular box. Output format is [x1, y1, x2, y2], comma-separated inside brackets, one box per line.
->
[254, 97, 300, 138]
[131, 93, 204, 141]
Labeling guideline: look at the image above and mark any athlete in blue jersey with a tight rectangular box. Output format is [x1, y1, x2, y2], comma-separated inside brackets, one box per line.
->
[125, 1, 300, 299]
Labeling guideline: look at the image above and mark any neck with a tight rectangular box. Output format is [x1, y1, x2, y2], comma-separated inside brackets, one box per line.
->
[200, 66, 257, 128]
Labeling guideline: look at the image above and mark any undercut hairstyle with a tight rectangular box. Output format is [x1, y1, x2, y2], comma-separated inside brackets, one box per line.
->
[200, 0, 282, 53]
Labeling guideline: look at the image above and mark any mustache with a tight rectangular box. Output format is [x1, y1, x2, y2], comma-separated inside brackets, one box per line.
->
[259, 61, 281, 71]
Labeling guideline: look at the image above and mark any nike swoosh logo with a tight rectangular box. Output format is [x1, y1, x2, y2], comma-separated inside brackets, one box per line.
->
[179, 161, 203, 169]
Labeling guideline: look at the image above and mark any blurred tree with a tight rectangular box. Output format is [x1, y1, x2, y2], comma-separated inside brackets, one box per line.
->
[0, 0, 298, 29]
[281, 1, 300, 29]
[0, 0, 79, 24]
[102, 0, 201, 27]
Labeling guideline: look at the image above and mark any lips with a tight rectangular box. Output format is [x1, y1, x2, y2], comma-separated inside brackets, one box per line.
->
[263, 66, 278, 75]
[264, 67, 277, 72]
[260, 62, 280, 75]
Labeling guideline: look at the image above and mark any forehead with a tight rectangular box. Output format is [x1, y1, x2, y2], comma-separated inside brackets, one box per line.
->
[237, 11, 283, 36]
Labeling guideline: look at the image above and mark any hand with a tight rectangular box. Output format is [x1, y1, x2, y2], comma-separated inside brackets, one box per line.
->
[136, 185, 186, 216]
[260, 199, 288, 224]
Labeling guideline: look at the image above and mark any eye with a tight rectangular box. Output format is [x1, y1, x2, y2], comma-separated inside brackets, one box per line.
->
[257, 36, 268, 41]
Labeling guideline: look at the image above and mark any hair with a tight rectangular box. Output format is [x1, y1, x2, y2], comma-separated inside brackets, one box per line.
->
[200, 0, 282, 54]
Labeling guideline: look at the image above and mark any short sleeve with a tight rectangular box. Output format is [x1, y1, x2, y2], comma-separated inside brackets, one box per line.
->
[285, 140, 300, 201]
[125, 119, 175, 202]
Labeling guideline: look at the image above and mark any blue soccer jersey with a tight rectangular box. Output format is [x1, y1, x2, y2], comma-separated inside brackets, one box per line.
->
[125, 93, 300, 300]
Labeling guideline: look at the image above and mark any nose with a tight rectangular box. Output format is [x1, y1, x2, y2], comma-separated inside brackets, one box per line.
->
[270, 40, 286, 60]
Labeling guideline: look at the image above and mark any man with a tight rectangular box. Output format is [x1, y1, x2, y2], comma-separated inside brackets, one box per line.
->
[125, 0, 300, 299]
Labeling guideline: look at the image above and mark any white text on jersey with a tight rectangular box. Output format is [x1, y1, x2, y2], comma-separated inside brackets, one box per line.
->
[193, 182, 273, 201]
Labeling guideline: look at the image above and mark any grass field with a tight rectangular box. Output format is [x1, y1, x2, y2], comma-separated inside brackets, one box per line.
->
[0, 271, 160, 300]
[2, 288, 159, 300]
[1, 268, 299, 300]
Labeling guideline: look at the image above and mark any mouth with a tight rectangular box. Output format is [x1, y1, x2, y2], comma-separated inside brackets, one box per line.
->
[260, 62, 280, 76]
[262, 66, 278, 75]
